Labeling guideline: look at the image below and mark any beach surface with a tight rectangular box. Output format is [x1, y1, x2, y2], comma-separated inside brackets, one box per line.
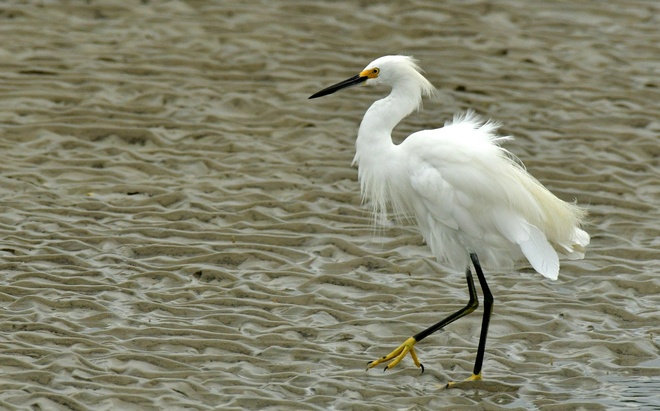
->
[0, 1, 658, 410]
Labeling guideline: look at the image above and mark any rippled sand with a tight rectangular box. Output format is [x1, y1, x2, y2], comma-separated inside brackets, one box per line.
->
[1, 1, 658, 410]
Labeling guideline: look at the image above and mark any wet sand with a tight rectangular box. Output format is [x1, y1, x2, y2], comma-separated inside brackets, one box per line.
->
[0, 1, 659, 410]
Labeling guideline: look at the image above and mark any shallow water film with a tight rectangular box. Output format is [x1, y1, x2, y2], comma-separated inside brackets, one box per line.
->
[0, 1, 659, 410]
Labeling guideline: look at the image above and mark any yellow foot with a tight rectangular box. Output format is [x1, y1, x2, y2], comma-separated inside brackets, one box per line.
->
[445, 372, 482, 388]
[366, 336, 424, 373]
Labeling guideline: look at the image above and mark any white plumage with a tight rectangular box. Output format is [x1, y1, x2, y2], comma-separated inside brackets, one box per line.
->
[309, 55, 589, 381]
[348, 56, 588, 280]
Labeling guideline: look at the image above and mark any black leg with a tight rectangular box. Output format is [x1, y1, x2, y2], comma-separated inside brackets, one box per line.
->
[367, 255, 492, 375]
[366, 266, 480, 373]
[469, 252, 493, 377]
[413, 265, 479, 343]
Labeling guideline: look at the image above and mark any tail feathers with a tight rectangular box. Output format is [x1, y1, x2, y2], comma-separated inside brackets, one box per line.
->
[494, 213, 559, 280]
[572, 227, 590, 247]
[558, 228, 590, 260]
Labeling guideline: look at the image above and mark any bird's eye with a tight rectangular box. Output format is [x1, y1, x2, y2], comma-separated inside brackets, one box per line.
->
[372, 68, 380, 75]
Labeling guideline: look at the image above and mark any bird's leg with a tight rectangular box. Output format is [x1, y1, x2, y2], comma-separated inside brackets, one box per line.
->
[367, 266, 479, 372]
[412, 266, 479, 342]
[447, 252, 494, 387]
[469, 252, 493, 379]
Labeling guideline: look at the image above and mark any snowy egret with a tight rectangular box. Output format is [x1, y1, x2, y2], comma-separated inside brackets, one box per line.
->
[309, 55, 589, 384]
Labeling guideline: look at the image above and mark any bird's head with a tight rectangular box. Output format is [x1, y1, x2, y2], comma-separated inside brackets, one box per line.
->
[309, 55, 435, 99]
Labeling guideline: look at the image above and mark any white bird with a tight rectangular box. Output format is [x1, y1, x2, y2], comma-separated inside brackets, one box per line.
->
[309, 55, 589, 385]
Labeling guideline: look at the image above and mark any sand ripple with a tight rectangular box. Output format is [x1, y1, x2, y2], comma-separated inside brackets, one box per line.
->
[0, 1, 658, 410]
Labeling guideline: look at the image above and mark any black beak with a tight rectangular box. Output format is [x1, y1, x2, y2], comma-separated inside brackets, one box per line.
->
[309, 74, 368, 99]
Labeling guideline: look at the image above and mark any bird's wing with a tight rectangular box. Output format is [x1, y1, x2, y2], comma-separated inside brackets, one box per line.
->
[402, 121, 560, 279]
[404, 123, 520, 236]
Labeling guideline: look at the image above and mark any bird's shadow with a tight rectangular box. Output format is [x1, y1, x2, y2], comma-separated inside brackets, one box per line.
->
[443, 379, 520, 393]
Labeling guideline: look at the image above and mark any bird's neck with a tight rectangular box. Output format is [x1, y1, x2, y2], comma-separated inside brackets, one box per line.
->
[354, 83, 421, 164]
[352, 83, 423, 223]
